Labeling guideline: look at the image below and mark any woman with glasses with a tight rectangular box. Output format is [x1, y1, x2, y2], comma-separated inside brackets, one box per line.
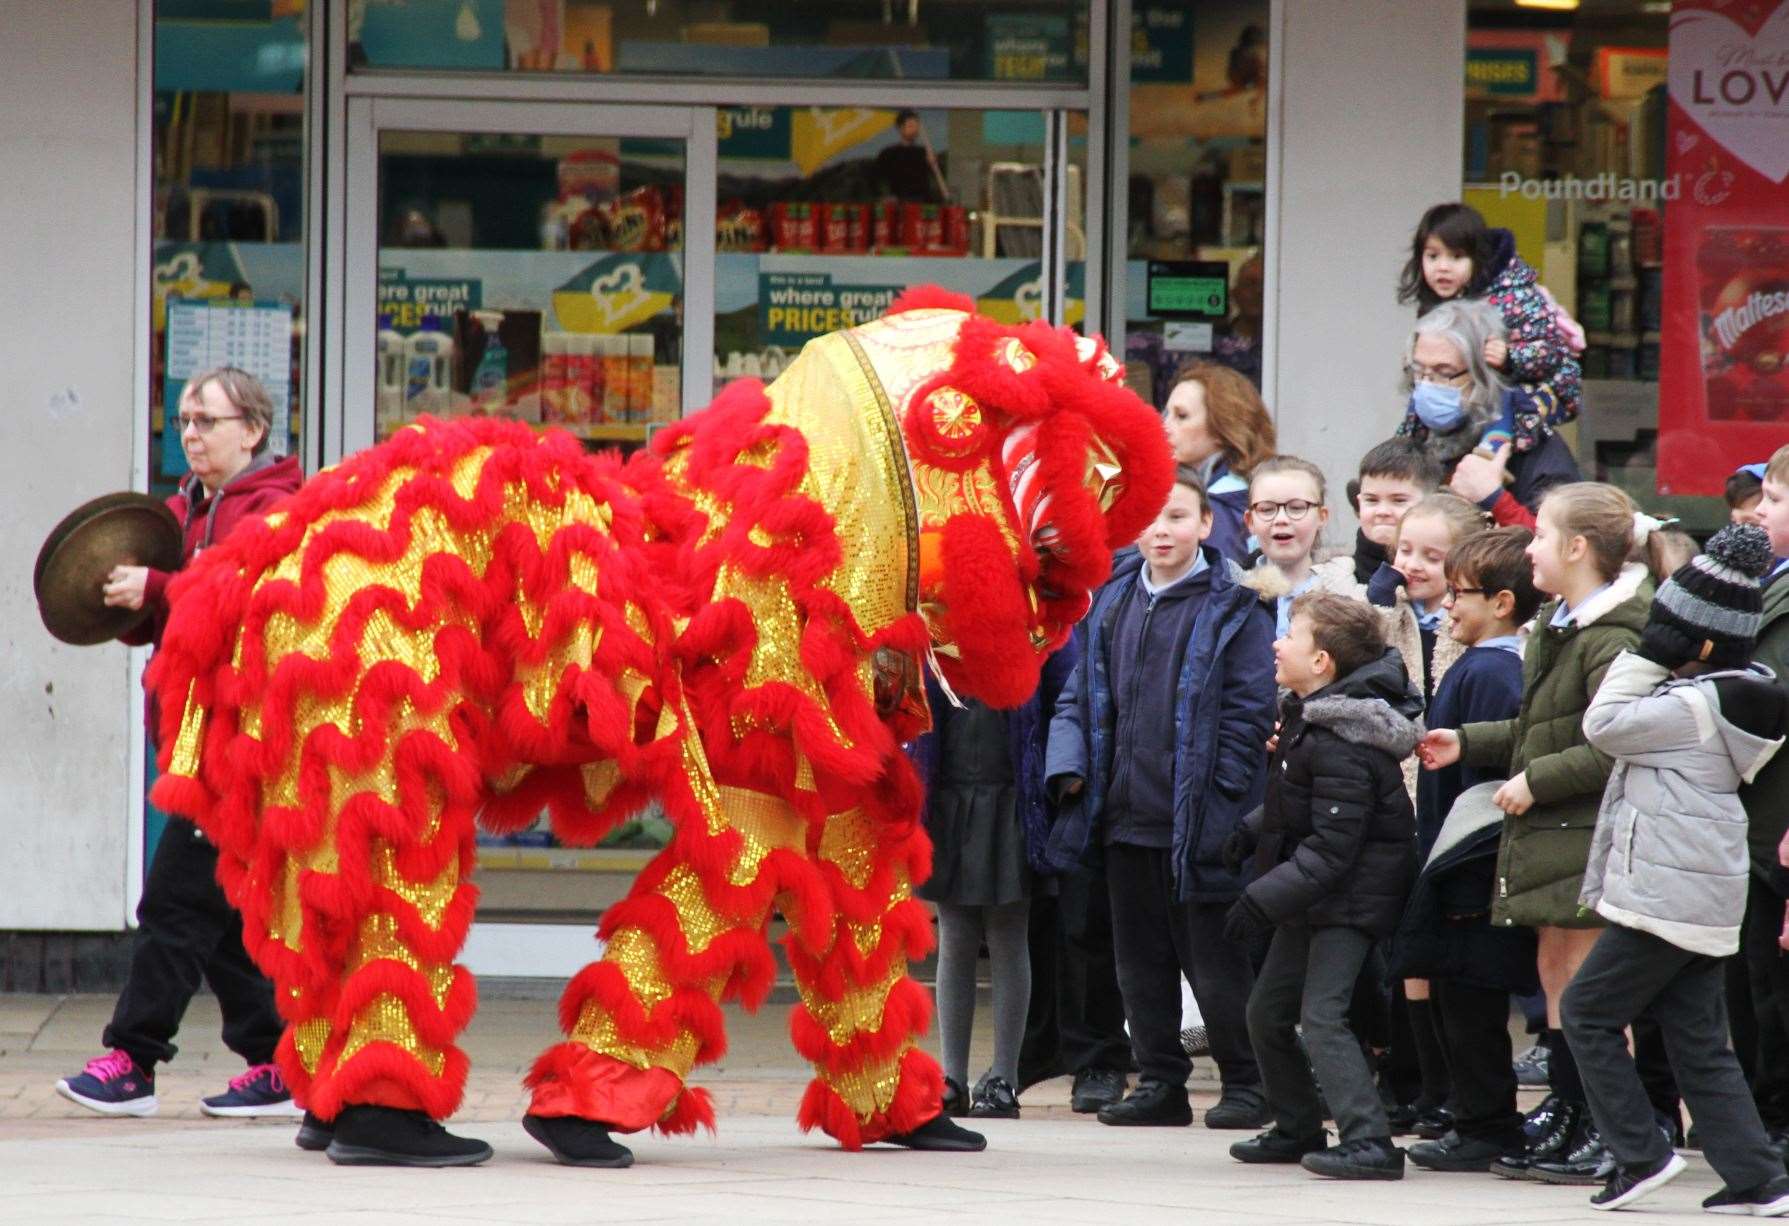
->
[1396, 300, 1579, 532]
[55, 366, 303, 1124]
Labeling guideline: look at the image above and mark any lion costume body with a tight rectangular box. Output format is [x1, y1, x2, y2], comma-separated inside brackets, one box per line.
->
[146, 293, 1170, 1151]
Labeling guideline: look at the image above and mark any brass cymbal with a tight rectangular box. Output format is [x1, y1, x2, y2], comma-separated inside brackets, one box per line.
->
[35, 493, 182, 646]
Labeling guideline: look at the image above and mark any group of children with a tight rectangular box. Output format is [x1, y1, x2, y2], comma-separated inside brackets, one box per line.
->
[919, 199, 1789, 1216]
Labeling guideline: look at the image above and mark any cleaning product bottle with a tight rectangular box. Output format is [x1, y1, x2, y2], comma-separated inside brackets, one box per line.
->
[377, 329, 406, 435]
[405, 330, 454, 418]
[470, 309, 509, 413]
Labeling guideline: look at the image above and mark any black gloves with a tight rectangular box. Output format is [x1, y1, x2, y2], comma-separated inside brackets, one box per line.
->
[1223, 895, 1270, 945]
[1221, 826, 1258, 877]
[1636, 618, 1702, 671]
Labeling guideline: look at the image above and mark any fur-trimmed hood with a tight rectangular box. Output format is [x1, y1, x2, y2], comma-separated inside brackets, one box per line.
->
[1551, 561, 1650, 630]
[1241, 554, 1360, 605]
[1291, 647, 1425, 759]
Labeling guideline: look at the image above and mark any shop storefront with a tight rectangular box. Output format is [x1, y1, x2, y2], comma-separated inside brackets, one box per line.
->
[5, 0, 1471, 963]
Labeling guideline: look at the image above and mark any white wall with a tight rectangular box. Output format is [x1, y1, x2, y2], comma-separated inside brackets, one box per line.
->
[0, 0, 142, 929]
[1266, 0, 1465, 532]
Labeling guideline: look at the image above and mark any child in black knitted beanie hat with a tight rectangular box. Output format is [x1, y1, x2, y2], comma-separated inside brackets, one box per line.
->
[1557, 523, 1789, 1214]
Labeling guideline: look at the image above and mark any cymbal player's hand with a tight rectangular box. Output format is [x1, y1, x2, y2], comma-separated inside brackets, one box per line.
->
[102, 565, 148, 610]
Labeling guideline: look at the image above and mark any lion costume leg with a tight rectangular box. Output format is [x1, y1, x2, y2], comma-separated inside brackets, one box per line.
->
[787, 807, 944, 1148]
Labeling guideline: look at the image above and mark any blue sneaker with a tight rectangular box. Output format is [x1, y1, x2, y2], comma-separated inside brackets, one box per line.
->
[55, 1049, 157, 1117]
[201, 1062, 303, 1118]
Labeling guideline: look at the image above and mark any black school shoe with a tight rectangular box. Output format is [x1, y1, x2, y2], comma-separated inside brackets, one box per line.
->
[1412, 1106, 1453, 1140]
[1070, 1067, 1126, 1114]
[1230, 1126, 1330, 1164]
[1704, 1173, 1789, 1216]
[940, 1076, 968, 1117]
[1529, 1119, 1613, 1186]
[968, 1076, 1019, 1120]
[883, 1113, 987, 1152]
[1588, 1151, 1685, 1211]
[522, 1113, 635, 1168]
[1492, 1098, 1582, 1180]
[296, 1111, 333, 1152]
[324, 1105, 493, 1167]
[1407, 1129, 1519, 1173]
[1204, 1087, 1271, 1130]
[1300, 1136, 1406, 1181]
[1097, 1078, 1192, 1127]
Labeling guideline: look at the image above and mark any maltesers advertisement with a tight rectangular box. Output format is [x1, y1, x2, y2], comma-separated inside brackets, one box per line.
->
[1658, 0, 1789, 495]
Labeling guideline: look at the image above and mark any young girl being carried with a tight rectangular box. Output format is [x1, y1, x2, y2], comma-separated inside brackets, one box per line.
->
[1399, 202, 1581, 431]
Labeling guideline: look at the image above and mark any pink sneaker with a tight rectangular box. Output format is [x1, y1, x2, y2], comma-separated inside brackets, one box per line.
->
[201, 1062, 302, 1118]
[55, 1049, 157, 1117]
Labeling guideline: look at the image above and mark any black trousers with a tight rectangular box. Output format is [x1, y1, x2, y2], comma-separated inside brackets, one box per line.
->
[1020, 863, 1131, 1082]
[1739, 876, 1789, 1132]
[1563, 924, 1782, 1192]
[1431, 978, 1522, 1146]
[1106, 843, 1260, 1090]
[103, 818, 284, 1074]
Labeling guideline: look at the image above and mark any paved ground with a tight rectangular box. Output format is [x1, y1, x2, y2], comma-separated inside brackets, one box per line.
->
[0, 989, 1745, 1224]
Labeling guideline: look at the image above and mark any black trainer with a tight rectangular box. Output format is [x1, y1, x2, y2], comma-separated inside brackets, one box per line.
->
[883, 1112, 987, 1152]
[1408, 1129, 1519, 1173]
[1230, 1126, 1329, 1164]
[1069, 1067, 1125, 1114]
[522, 1114, 634, 1168]
[1530, 1119, 1613, 1186]
[324, 1105, 493, 1167]
[1097, 1078, 1191, 1127]
[1589, 1151, 1685, 1211]
[968, 1076, 1019, 1120]
[1493, 1098, 1581, 1180]
[1300, 1136, 1405, 1181]
[1703, 1173, 1789, 1217]
[295, 1111, 333, 1152]
[1204, 1087, 1271, 1130]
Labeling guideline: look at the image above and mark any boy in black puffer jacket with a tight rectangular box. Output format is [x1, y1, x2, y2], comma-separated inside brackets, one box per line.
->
[1223, 592, 1424, 1180]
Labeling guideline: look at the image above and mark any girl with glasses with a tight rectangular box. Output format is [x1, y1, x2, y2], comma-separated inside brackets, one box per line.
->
[1241, 456, 1363, 640]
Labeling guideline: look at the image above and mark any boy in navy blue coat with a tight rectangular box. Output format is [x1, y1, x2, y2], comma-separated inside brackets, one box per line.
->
[1402, 527, 1541, 1172]
[1046, 467, 1277, 1129]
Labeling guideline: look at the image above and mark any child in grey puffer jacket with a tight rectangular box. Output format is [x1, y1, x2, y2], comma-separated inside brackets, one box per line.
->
[1561, 525, 1789, 1215]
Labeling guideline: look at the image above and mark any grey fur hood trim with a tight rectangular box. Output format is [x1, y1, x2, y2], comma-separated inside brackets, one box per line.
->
[1302, 695, 1425, 760]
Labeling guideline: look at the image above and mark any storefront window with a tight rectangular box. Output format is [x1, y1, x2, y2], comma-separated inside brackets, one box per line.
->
[710, 106, 1087, 379]
[1119, 1, 1268, 405]
[374, 130, 685, 445]
[348, 0, 1091, 84]
[151, 2, 309, 490]
[1458, 1, 1735, 526]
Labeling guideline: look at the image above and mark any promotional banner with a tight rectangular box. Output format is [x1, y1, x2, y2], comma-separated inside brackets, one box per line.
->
[1658, 0, 1789, 495]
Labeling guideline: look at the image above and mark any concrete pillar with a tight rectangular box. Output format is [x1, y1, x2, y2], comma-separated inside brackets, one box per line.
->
[1265, 0, 1465, 531]
[0, 0, 143, 929]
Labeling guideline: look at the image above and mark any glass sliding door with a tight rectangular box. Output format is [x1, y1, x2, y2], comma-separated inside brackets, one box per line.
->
[339, 98, 714, 453]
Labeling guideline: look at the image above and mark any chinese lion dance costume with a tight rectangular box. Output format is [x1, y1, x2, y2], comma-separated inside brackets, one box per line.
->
[146, 289, 1171, 1167]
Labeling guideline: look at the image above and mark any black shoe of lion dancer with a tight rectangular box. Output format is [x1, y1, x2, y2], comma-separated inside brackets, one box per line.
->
[883, 1112, 988, 1152]
[295, 1110, 333, 1152]
[523, 1113, 635, 1168]
[324, 1104, 493, 1167]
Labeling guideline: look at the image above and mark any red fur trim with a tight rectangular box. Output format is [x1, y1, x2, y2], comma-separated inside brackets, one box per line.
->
[524, 1043, 684, 1133]
[888, 286, 974, 316]
[796, 1078, 864, 1150]
[655, 1085, 716, 1137]
[931, 514, 1042, 708]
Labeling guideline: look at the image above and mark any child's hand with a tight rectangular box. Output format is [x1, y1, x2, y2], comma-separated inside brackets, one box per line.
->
[1484, 337, 1509, 368]
[1493, 772, 1534, 815]
[1418, 729, 1461, 769]
[1365, 561, 1406, 608]
[1779, 827, 1788, 869]
[1449, 444, 1511, 504]
[1780, 901, 1789, 952]
[1266, 719, 1281, 754]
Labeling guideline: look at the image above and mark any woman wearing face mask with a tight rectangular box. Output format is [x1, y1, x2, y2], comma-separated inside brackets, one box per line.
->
[1396, 300, 1579, 532]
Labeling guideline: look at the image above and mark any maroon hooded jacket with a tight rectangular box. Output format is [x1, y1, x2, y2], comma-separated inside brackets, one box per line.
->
[123, 453, 302, 743]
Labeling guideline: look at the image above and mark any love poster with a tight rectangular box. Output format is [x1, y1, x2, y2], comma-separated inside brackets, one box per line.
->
[1657, 0, 1789, 495]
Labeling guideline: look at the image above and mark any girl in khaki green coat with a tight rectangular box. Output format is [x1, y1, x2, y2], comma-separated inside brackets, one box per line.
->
[1420, 483, 1653, 1177]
